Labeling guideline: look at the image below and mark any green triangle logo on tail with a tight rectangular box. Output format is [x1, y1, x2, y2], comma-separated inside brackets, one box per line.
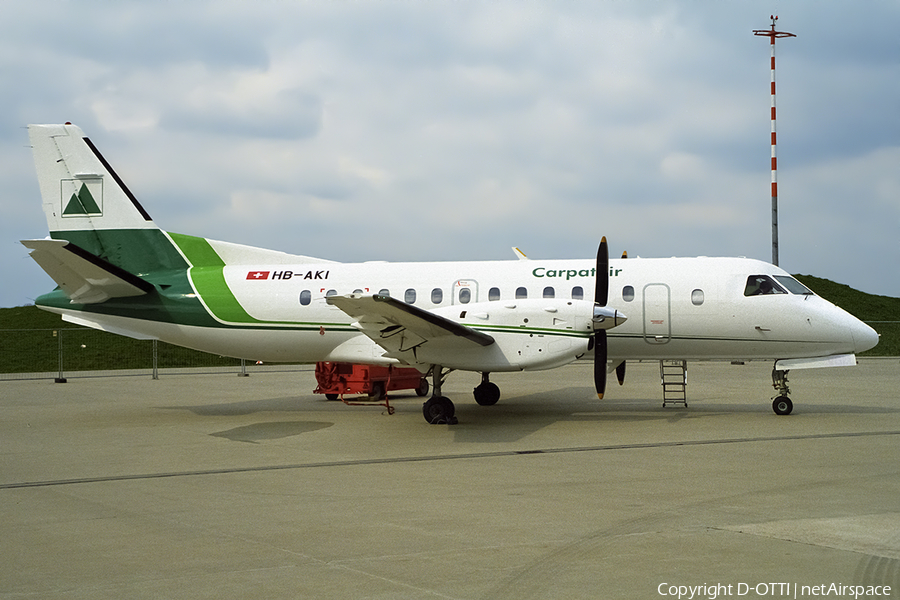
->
[63, 181, 102, 216]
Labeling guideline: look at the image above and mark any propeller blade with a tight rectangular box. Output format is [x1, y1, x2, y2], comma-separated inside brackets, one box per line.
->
[594, 237, 608, 307]
[594, 330, 607, 399]
[616, 360, 626, 386]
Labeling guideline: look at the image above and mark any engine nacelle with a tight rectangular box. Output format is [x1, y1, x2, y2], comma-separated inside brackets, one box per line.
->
[427, 299, 623, 371]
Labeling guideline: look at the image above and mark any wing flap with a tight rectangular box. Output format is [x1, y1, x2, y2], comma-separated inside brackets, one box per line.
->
[327, 294, 494, 360]
[22, 239, 154, 304]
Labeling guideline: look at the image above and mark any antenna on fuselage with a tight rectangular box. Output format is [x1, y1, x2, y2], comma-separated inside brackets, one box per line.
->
[753, 15, 795, 267]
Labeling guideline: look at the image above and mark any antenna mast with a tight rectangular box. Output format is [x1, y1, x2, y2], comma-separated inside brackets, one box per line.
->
[753, 15, 795, 267]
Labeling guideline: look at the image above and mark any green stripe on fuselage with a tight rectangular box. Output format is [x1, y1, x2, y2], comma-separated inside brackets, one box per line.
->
[166, 233, 343, 329]
[37, 228, 217, 328]
[167, 232, 264, 325]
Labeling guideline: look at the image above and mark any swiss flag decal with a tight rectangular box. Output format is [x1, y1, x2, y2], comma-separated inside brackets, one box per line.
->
[246, 271, 270, 280]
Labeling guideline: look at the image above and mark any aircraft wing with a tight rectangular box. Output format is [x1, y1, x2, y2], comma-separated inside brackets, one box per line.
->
[326, 294, 494, 361]
[21, 239, 155, 304]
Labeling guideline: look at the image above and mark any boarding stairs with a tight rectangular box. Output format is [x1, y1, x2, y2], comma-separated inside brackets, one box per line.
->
[659, 360, 688, 408]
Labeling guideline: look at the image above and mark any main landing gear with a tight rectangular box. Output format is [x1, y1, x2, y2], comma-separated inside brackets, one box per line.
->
[422, 369, 502, 424]
[422, 365, 458, 425]
[474, 372, 501, 406]
[771, 368, 793, 415]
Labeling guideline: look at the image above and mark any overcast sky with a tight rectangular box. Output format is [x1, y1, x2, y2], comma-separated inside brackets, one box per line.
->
[2, 1, 898, 308]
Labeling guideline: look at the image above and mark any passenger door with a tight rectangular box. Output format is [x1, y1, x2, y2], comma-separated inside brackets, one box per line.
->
[452, 279, 478, 305]
[642, 283, 671, 344]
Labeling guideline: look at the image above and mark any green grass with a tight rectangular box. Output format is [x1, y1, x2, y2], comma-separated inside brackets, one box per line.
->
[794, 275, 900, 356]
[0, 305, 71, 329]
[0, 306, 243, 373]
[1, 277, 897, 374]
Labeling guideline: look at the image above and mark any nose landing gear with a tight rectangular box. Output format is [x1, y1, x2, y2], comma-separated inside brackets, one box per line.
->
[771, 368, 793, 415]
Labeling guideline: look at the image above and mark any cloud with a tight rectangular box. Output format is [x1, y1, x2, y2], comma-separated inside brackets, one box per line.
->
[2, 1, 899, 308]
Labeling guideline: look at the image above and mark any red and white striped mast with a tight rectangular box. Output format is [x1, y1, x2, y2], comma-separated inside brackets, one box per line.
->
[753, 15, 795, 267]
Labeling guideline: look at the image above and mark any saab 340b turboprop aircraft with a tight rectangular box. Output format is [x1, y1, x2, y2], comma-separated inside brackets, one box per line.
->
[22, 124, 879, 424]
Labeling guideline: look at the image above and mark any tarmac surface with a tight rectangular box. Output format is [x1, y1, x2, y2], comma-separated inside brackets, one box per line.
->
[1, 359, 899, 599]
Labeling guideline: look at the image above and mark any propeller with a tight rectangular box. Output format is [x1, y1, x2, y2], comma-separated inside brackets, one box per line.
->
[593, 238, 609, 398]
[592, 237, 627, 399]
[615, 360, 626, 386]
[616, 249, 628, 386]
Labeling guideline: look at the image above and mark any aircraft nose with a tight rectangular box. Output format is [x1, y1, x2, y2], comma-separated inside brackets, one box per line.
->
[851, 318, 879, 354]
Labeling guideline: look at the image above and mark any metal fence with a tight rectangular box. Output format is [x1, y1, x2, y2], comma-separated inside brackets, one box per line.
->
[0, 328, 309, 381]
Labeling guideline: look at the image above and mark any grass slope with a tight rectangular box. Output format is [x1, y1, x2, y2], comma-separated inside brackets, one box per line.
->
[794, 275, 899, 356]
[0, 305, 241, 373]
[0, 305, 74, 330]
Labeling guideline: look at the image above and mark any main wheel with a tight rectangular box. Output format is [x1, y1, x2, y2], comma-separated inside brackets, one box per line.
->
[423, 396, 455, 424]
[473, 382, 501, 406]
[369, 381, 387, 400]
[772, 396, 793, 415]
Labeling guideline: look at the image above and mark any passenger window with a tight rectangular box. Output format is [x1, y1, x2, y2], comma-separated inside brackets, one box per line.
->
[543, 286, 555, 299]
[572, 286, 584, 300]
[744, 275, 787, 296]
[516, 287, 528, 299]
[459, 288, 471, 304]
[691, 289, 705, 306]
[404, 288, 416, 304]
[378, 288, 390, 296]
[622, 286, 635, 302]
[299, 290, 312, 306]
[431, 288, 443, 304]
[352, 289, 363, 294]
[489, 287, 501, 301]
[326, 289, 337, 297]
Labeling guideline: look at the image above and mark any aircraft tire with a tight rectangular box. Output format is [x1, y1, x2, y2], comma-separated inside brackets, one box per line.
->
[423, 396, 455, 424]
[325, 393, 339, 401]
[369, 381, 387, 400]
[473, 382, 501, 406]
[416, 379, 429, 397]
[772, 396, 793, 416]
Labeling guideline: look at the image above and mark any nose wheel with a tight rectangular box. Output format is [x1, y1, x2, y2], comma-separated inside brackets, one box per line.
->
[772, 395, 793, 415]
[771, 368, 793, 415]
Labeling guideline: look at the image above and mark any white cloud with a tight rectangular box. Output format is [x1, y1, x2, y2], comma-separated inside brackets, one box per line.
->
[2, 0, 899, 308]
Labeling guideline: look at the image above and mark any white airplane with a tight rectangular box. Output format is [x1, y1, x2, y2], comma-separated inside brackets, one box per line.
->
[22, 123, 879, 423]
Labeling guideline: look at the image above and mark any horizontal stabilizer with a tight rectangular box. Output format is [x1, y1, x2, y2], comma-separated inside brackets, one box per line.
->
[60, 313, 158, 340]
[22, 239, 154, 304]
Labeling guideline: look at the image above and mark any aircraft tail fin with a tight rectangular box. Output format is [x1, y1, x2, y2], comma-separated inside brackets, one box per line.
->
[27, 124, 187, 275]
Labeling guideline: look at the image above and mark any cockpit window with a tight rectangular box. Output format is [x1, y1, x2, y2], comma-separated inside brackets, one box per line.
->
[774, 276, 814, 295]
[744, 275, 787, 296]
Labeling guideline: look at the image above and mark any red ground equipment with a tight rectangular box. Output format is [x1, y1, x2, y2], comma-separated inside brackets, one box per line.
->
[314, 362, 429, 413]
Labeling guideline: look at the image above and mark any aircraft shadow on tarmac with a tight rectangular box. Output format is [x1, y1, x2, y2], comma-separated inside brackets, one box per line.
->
[209, 421, 333, 443]
[163, 386, 900, 446]
[167, 395, 313, 416]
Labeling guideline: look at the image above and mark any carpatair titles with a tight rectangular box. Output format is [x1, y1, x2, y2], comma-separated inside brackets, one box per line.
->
[532, 266, 622, 280]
